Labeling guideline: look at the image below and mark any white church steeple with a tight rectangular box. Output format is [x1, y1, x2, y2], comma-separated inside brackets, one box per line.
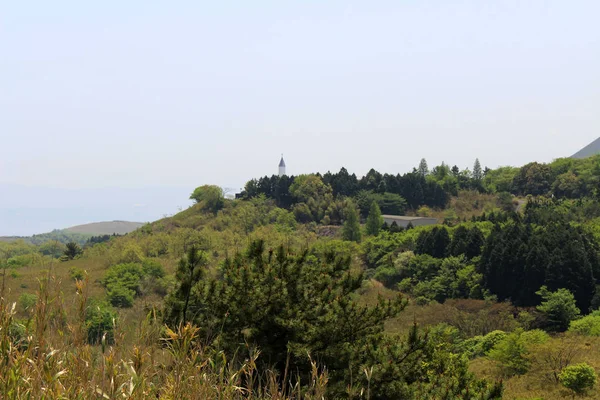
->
[278, 154, 286, 177]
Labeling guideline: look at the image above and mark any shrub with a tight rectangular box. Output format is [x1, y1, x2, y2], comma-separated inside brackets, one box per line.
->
[488, 328, 549, 376]
[8, 321, 28, 350]
[106, 283, 135, 308]
[414, 296, 430, 306]
[481, 330, 508, 354]
[142, 259, 165, 279]
[18, 293, 37, 312]
[536, 286, 581, 332]
[69, 266, 85, 281]
[152, 276, 173, 296]
[103, 263, 145, 295]
[460, 330, 507, 358]
[85, 301, 116, 345]
[569, 314, 600, 336]
[559, 363, 597, 396]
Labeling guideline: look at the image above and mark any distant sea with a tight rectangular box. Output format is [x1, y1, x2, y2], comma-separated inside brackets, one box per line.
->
[0, 184, 195, 236]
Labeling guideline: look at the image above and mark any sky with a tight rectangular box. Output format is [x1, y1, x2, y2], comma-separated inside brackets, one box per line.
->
[1, 1, 599, 235]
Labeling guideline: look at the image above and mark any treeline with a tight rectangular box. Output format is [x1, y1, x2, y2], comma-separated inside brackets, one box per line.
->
[29, 230, 92, 246]
[242, 155, 600, 218]
[241, 163, 454, 225]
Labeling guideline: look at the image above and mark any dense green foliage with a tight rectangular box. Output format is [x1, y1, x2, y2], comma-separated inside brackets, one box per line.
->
[535, 286, 581, 332]
[85, 300, 116, 344]
[487, 328, 550, 376]
[12, 155, 600, 398]
[163, 240, 501, 398]
[102, 260, 165, 307]
[559, 363, 597, 396]
[342, 202, 362, 242]
[62, 241, 82, 260]
[190, 184, 225, 213]
[365, 201, 383, 236]
[569, 311, 600, 336]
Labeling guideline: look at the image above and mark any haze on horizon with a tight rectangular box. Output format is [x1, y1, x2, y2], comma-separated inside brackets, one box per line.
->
[1, 0, 599, 235]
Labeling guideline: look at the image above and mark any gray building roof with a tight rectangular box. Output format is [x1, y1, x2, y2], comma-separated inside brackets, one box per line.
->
[381, 215, 436, 221]
[279, 156, 286, 167]
[382, 215, 438, 227]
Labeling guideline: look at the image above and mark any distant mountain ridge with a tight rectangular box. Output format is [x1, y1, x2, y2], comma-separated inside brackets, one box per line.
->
[0, 220, 144, 245]
[571, 137, 600, 159]
[65, 220, 144, 235]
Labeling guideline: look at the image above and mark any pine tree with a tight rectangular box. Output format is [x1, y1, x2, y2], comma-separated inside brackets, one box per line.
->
[342, 202, 362, 242]
[465, 226, 485, 259]
[418, 158, 429, 176]
[164, 246, 208, 325]
[63, 242, 82, 260]
[365, 201, 383, 236]
[473, 158, 483, 181]
[163, 240, 501, 398]
[448, 225, 469, 256]
[390, 221, 402, 233]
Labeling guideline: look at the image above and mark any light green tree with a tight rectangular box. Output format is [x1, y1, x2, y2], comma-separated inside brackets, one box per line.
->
[559, 363, 597, 397]
[342, 202, 362, 242]
[536, 286, 581, 332]
[365, 201, 383, 236]
[190, 185, 225, 213]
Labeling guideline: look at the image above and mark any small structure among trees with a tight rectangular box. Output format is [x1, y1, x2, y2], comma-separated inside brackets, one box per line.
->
[382, 215, 437, 229]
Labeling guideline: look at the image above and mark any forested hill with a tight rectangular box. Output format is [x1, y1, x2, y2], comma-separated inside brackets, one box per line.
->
[0, 221, 143, 246]
[5, 155, 600, 399]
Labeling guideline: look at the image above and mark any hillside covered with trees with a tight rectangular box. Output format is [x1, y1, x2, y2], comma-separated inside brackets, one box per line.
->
[4, 156, 600, 399]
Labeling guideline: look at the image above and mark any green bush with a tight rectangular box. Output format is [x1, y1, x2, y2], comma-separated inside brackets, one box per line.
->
[488, 328, 549, 376]
[103, 263, 145, 294]
[569, 314, 600, 336]
[8, 321, 28, 350]
[536, 286, 581, 332]
[106, 283, 135, 308]
[85, 300, 116, 345]
[142, 259, 165, 279]
[69, 266, 85, 281]
[559, 363, 597, 396]
[481, 330, 508, 354]
[18, 293, 37, 312]
[460, 330, 507, 358]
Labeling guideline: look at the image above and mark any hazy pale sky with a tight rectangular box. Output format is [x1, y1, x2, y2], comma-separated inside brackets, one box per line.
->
[2, 0, 599, 192]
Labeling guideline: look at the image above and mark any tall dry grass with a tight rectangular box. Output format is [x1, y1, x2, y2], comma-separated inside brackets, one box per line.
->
[0, 274, 330, 400]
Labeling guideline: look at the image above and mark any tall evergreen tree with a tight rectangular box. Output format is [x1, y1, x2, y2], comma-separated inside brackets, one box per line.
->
[342, 202, 362, 242]
[390, 221, 402, 233]
[164, 246, 208, 325]
[465, 226, 485, 259]
[473, 158, 483, 181]
[448, 226, 470, 256]
[418, 158, 429, 177]
[365, 201, 384, 236]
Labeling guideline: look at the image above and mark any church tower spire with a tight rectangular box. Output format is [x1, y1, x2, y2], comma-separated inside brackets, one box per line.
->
[278, 154, 286, 177]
